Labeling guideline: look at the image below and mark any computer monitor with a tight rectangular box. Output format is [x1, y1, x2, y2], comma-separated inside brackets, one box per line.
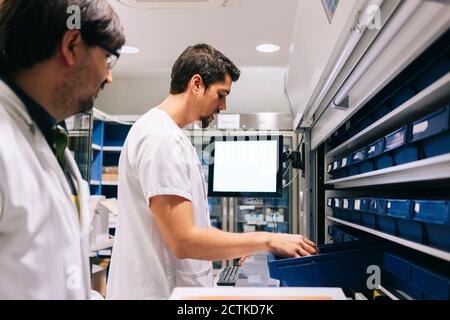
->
[207, 135, 283, 198]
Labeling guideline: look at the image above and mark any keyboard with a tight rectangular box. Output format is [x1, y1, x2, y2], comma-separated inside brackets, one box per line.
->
[217, 266, 240, 286]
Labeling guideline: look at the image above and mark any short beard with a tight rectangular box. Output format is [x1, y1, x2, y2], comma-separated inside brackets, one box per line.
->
[54, 58, 97, 119]
[200, 117, 210, 129]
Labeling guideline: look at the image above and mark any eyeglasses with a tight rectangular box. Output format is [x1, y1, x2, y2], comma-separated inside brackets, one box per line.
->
[99, 45, 120, 70]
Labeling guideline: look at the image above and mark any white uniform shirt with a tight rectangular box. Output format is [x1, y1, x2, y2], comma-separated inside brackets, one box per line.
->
[106, 108, 213, 300]
[0, 80, 91, 299]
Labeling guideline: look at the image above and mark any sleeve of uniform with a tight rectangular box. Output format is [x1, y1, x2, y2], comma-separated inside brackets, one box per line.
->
[134, 132, 193, 203]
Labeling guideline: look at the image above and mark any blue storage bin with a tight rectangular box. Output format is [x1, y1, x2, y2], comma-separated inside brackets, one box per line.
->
[410, 106, 450, 159]
[348, 164, 360, 176]
[383, 253, 425, 299]
[411, 263, 450, 300]
[373, 104, 392, 121]
[327, 197, 334, 208]
[327, 163, 334, 174]
[361, 212, 376, 228]
[384, 252, 450, 300]
[333, 168, 348, 179]
[367, 139, 384, 159]
[353, 198, 370, 212]
[384, 126, 409, 152]
[340, 154, 352, 169]
[388, 87, 416, 109]
[414, 200, 450, 250]
[415, 57, 450, 92]
[352, 147, 367, 164]
[392, 277, 424, 300]
[392, 145, 419, 165]
[413, 200, 450, 225]
[377, 215, 397, 235]
[387, 200, 412, 219]
[369, 199, 387, 215]
[328, 225, 345, 243]
[267, 242, 385, 289]
[376, 153, 394, 170]
[411, 106, 450, 142]
[383, 252, 411, 282]
[359, 160, 375, 174]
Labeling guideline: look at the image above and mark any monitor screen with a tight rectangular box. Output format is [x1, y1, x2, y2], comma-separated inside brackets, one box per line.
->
[208, 136, 283, 198]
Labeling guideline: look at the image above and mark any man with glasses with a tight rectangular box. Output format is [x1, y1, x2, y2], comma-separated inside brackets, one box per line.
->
[0, 0, 125, 299]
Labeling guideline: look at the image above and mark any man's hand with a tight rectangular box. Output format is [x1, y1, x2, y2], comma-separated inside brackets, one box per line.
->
[268, 233, 319, 258]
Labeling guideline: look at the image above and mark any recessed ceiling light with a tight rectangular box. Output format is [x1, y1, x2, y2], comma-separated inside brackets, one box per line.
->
[256, 44, 280, 53]
[119, 46, 140, 54]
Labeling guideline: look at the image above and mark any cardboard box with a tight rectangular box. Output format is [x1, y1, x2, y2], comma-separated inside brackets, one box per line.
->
[91, 258, 110, 298]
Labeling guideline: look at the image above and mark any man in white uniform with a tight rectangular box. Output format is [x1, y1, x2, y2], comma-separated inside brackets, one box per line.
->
[107, 44, 318, 300]
[0, 0, 125, 299]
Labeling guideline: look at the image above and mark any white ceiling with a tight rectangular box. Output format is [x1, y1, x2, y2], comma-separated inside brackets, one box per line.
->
[109, 0, 299, 76]
[97, 0, 299, 115]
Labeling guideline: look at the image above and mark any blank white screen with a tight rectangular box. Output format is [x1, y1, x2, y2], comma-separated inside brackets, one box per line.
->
[213, 140, 278, 193]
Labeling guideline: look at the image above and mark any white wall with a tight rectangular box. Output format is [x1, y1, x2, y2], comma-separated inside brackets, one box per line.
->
[94, 67, 291, 115]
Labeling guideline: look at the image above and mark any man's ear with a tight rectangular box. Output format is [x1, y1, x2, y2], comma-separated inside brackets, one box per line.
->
[60, 30, 84, 67]
[190, 74, 204, 94]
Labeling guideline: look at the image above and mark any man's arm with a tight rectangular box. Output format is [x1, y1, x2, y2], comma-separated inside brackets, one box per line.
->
[150, 195, 318, 261]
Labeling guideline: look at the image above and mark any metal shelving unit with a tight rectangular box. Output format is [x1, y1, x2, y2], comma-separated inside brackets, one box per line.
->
[327, 217, 450, 262]
[326, 153, 450, 188]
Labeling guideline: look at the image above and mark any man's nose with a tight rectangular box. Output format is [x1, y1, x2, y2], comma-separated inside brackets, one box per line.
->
[219, 99, 227, 111]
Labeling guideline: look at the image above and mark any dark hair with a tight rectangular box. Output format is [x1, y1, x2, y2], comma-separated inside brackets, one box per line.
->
[170, 44, 241, 94]
[0, 0, 125, 74]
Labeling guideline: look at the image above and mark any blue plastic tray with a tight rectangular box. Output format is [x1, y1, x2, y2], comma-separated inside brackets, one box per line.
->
[411, 106, 450, 159]
[411, 106, 450, 143]
[367, 139, 384, 159]
[383, 252, 450, 300]
[387, 200, 412, 219]
[413, 200, 450, 225]
[353, 198, 370, 212]
[384, 126, 409, 152]
[352, 147, 368, 164]
[369, 199, 387, 215]
[267, 241, 386, 289]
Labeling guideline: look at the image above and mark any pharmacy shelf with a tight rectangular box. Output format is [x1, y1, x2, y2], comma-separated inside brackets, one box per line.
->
[325, 153, 450, 188]
[92, 144, 102, 151]
[90, 236, 114, 252]
[327, 216, 450, 262]
[103, 146, 123, 152]
[327, 73, 450, 159]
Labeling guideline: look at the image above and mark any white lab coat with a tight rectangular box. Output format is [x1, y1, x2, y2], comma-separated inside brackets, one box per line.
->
[0, 79, 91, 299]
[106, 108, 213, 300]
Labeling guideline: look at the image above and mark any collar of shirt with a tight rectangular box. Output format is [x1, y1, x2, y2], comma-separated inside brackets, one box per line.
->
[0, 73, 57, 149]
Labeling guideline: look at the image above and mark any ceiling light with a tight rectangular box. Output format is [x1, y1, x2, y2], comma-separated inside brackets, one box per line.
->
[256, 44, 280, 53]
[119, 46, 140, 54]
